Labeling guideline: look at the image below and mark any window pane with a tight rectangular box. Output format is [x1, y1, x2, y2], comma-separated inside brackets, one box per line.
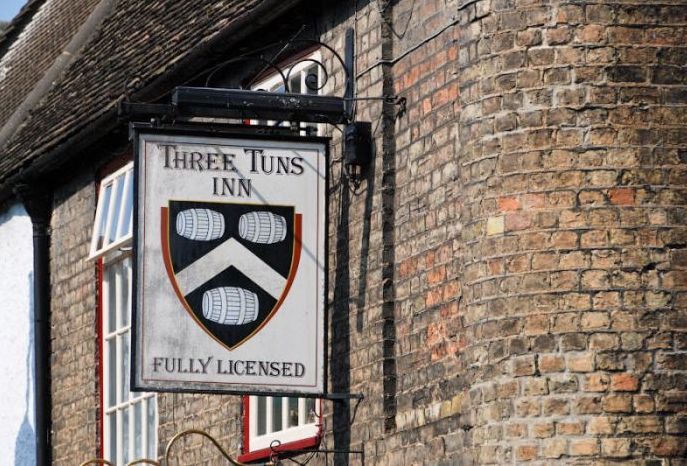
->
[288, 398, 299, 427]
[124, 257, 132, 326]
[101, 246, 154, 466]
[97, 183, 112, 250]
[147, 397, 157, 458]
[305, 398, 316, 424]
[134, 402, 142, 459]
[109, 177, 125, 243]
[272, 397, 282, 432]
[118, 259, 130, 328]
[305, 65, 319, 94]
[122, 408, 130, 464]
[91, 164, 134, 258]
[289, 75, 301, 94]
[106, 265, 117, 333]
[107, 338, 116, 408]
[107, 413, 117, 464]
[245, 56, 322, 454]
[257, 397, 266, 435]
[120, 174, 133, 238]
[120, 333, 130, 402]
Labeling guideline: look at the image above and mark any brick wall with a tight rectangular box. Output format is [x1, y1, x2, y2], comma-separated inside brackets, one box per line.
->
[44, 0, 687, 464]
[321, 0, 468, 463]
[322, 0, 687, 464]
[50, 171, 99, 465]
[156, 393, 243, 462]
[319, 2, 387, 464]
[453, 0, 687, 462]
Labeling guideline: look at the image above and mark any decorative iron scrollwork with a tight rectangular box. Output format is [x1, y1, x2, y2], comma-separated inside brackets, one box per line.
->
[79, 460, 158, 466]
[202, 38, 349, 99]
[79, 428, 276, 466]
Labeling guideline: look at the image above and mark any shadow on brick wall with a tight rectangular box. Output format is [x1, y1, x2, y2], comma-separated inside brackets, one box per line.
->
[332, 176, 352, 465]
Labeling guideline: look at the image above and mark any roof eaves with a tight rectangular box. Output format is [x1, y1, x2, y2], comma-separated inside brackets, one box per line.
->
[0, 0, 303, 203]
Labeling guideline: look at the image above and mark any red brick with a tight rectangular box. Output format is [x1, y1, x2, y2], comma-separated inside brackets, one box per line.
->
[609, 187, 636, 205]
[498, 196, 520, 211]
[610, 373, 640, 392]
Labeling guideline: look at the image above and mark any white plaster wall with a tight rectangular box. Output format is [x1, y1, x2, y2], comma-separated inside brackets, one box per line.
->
[0, 202, 35, 466]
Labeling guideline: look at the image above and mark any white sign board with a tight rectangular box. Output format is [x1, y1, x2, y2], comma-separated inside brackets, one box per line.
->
[132, 126, 327, 395]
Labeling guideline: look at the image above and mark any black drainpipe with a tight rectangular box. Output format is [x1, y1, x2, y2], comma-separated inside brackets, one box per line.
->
[15, 183, 53, 466]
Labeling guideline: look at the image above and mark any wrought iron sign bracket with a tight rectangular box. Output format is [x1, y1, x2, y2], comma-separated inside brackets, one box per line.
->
[119, 28, 389, 175]
[268, 446, 366, 466]
[323, 392, 365, 428]
[120, 29, 357, 125]
[171, 87, 348, 124]
[322, 392, 364, 403]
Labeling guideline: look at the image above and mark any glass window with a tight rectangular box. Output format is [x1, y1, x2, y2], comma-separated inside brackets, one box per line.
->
[93, 165, 157, 464]
[251, 51, 322, 136]
[101, 255, 158, 464]
[247, 396, 321, 453]
[90, 163, 134, 259]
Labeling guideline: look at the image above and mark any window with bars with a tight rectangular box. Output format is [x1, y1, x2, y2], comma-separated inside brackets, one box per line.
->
[92, 162, 158, 464]
[239, 52, 324, 462]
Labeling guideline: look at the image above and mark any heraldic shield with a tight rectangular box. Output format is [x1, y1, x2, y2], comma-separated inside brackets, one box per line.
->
[161, 200, 301, 350]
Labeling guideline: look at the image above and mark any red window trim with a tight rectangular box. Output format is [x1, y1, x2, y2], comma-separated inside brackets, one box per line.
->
[97, 258, 105, 458]
[238, 396, 323, 463]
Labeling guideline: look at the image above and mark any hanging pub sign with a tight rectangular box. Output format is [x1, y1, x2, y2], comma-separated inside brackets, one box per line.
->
[132, 125, 328, 396]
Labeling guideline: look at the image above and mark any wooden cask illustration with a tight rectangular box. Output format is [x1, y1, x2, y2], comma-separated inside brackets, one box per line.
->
[202, 287, 259, 325]
[238, 211, 286, 244]
[176, 208, 225, 241]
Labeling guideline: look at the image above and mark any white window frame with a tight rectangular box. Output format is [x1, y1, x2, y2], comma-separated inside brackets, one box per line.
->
[92, 162, 158, 464]
[101, 252, 158, 464]
[90, 162, 134, 260]
[243, 51, 323, 458]
[248, 396, 321, 451]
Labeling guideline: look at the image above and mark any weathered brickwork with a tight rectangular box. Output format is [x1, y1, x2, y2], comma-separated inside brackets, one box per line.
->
[39, 0, 687, 464]
[50, 171, 99, 465]
[450, 0, 687, 463]
[156, 393, 243, 462]
[319, 0, 687, 464]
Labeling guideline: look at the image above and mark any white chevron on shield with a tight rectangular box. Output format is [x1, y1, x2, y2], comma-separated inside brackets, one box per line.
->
[175, 237, 287, 299]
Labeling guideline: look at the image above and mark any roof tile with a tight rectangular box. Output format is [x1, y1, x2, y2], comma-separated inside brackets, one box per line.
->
[0, 0, 279, 184]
